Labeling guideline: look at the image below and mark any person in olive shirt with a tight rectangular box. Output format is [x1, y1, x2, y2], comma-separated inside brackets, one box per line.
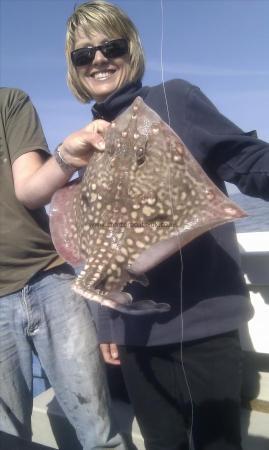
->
[0, 87, 125, 450]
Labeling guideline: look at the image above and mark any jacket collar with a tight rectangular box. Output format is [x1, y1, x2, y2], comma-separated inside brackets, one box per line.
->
[91, 80, 149, 121]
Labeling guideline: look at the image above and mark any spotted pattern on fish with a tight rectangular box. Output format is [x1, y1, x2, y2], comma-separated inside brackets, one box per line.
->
[50, 97, 246, 315]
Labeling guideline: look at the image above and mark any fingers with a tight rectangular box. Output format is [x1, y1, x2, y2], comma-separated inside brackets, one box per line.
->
[84, 119, 110, 151]
[60, 119, 110, 168]
[100, 343, 121, 365]
[84, 131, 105, 151]
[110, 342, 120, 360]
[85, 119, 110, 134]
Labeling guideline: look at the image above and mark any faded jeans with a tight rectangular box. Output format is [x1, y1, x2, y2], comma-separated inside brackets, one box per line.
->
[0, 265, 125, 449]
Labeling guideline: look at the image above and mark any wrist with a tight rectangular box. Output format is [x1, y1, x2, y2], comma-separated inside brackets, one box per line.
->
[54, 144, 77, 174]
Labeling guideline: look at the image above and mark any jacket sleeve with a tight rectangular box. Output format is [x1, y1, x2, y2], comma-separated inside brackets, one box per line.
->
[186, 86, 269, 200]
[96, 304, 115, 343]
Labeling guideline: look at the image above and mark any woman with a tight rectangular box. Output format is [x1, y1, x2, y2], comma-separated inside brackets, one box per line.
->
[65, 1, 269, 449]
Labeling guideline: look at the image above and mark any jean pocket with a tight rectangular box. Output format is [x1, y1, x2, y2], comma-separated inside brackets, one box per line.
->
[50, 264, 76, 281]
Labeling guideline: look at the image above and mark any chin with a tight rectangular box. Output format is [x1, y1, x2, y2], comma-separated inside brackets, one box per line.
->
[94, 88, 118, 102]
[88, 78, 127, 102]
[94, 92, 113, 103]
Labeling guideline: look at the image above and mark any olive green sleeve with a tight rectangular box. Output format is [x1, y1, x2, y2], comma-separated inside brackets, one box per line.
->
[5, 89, 49, 163]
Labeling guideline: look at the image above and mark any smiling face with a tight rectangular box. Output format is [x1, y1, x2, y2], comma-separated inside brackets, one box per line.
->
[73, 29, 131, 103]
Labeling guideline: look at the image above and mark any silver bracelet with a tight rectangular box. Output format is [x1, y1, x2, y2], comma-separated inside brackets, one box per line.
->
[54, 144, 77, 174]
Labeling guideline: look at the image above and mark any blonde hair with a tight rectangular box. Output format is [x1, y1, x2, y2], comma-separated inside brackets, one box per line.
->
[66, 0, 145, 103]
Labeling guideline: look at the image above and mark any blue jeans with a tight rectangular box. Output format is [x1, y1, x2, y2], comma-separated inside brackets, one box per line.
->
[0, 265, 125, 449]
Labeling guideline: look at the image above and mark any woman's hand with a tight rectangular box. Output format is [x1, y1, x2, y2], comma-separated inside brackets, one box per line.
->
[100, 343, 121, 365]
[59, 119, 110, 168]
[12, 119, 110, 209]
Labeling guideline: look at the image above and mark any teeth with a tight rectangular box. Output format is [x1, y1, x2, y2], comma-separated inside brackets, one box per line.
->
[93, 72, 113, 80]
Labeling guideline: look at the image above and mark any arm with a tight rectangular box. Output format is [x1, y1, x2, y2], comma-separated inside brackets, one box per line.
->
[12, 120, 108, 209]
[6, 89, 109, 209]
[185, 86, 269, 200]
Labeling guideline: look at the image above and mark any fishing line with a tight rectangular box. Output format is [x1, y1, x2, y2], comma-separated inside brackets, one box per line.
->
[160, 1, 194, 448]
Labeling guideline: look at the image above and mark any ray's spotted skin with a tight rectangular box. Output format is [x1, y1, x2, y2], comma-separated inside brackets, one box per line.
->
[50, 97, 246, 315]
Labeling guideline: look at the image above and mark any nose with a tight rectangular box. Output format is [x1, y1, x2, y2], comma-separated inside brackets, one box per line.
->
[92, 49, 108, 64]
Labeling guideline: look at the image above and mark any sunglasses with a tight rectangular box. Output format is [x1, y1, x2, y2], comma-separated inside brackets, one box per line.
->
[71, 38, 129, 67]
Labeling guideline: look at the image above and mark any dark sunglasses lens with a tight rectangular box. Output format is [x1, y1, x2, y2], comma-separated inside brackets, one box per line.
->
[103, 39, 128, 58]
[71, 39, 128, 67]
[71, 48, 94, 67]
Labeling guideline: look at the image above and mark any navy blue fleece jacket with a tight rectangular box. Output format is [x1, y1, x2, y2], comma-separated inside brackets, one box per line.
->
[92, 79, 269, 346]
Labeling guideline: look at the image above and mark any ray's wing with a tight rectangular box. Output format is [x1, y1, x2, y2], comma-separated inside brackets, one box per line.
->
[49, 178, 83, 266]
[135, 96, 247, 236]
[116, 97, 247, 274]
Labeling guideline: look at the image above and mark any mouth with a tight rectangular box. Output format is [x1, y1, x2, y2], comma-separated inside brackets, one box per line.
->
[91, 69, 116, 81]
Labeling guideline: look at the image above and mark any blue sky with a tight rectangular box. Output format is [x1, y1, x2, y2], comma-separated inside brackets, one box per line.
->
[1, 0, 269, 177]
